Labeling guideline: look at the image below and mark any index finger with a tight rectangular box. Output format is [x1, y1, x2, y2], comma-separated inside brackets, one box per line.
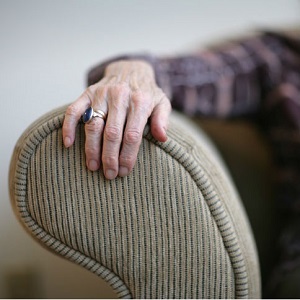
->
[62, 88, 93, 147]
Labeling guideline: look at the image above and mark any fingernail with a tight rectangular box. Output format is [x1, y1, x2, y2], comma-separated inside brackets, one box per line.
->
[64, 136, 71, 147]
[88, 160, 99, 171]
[105, 169, 116, 180]
[119, 166, 128, 177]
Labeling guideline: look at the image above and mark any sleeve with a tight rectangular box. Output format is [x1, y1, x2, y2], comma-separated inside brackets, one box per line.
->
[87, 32, 298, 119]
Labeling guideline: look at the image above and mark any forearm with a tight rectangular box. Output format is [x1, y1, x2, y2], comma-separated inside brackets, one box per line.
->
[87, 32, 297, 118]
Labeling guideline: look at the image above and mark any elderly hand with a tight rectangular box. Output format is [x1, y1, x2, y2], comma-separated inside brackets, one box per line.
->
[62, 60, 171, 179]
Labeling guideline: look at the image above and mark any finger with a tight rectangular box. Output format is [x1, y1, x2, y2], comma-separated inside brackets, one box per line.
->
[63, 87, 94, 147]
[150, 95, 171, 142]
[102, 83, 130, 179]
[118, 90, 151, 177]
[84, 86, 108, 171]
[85, 117, 105, 171]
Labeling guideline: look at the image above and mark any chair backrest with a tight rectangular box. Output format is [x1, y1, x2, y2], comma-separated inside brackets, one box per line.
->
[9, 105, 260, 298]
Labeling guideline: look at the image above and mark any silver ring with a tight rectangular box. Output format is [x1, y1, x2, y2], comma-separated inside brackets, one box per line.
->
[82, 107, 107, 124]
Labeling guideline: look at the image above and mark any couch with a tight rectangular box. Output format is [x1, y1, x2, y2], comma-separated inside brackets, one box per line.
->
[9, 104, 264, 298]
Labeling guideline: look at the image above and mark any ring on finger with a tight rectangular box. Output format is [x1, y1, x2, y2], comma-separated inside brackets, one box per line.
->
[82, 107, 107, 124]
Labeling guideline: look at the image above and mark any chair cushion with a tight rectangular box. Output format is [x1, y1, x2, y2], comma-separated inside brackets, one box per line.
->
[9, 105, 260, 298]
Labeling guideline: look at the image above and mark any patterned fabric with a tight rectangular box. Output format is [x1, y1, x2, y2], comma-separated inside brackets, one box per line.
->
[9, 106, 260, 298]
[87, 30, 300, 296]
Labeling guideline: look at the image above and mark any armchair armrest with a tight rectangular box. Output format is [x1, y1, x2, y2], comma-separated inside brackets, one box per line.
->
[9, 105, 260, 298]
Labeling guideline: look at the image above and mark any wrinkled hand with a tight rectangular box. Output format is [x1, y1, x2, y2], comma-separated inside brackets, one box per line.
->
[62, 60, 171, 179]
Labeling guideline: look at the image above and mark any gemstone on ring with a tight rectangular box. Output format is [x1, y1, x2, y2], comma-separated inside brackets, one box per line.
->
[82, 107, 93, 123]
[82, 107, 107, 124]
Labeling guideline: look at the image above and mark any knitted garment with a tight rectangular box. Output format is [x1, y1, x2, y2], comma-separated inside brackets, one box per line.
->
[87, 30, 300, 295]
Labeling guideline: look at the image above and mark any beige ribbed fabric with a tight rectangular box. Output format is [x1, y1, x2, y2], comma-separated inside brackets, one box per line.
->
[9, 105, 260, 299]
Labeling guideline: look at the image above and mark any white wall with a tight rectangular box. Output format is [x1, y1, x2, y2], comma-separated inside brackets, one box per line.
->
[1, 0, 299, 298]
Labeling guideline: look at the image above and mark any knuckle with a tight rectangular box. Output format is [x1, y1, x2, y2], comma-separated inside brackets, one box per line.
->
[104, 125, 122, 141]
[109, 97, 126, 111]
[131, 91, 153, 115]
[157, 95, 171, 113]
[110, 82, 130, 98]
[88, 83, 99, 92]
[85, 145, 99, 157]
[81, 88, 93, 105]
[116, 82, 130, 94]
[85, 118, 103, 133]
[156, 87, 169, 103]
[65, 104, 78, 118]
[155, 87, 165, 97]
[124, 129, 141, 144]
[102, 154, 118, 168]
[95, 85, 107, 98]
[131, 90, 145, 105]
[85, 86, 94, 97]
[119, 155, 135, 168]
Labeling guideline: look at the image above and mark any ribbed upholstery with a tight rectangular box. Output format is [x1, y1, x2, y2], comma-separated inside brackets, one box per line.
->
[9, 105, 260, 298]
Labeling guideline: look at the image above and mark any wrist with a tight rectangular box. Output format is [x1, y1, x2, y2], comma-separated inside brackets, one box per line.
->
[104, 60, 155, 79]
